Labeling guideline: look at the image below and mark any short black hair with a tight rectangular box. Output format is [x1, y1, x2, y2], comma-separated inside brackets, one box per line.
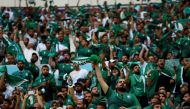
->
[61, 80, 68, 89]
[84, 90, 92, 95]
[130, 64, 139, 70]
[97, 102, 107, 108]
[32, 53, 38, 60]
[182, 92, 190, 98]
[159, 92, 166, 98]
[42, 65, 49, 69]
[32, 53, 38, 56]
[152, 97, 161, 105]
[17, 60, 24, 63]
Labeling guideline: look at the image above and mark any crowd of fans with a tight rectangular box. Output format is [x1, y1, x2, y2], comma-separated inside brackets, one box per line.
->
[0, 0, 190, 109]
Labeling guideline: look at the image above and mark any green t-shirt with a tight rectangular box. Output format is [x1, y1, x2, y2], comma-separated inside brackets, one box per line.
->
[58, 63, 74, 76]
[57, 63, 74, 87]
[12, 69, 33, 91]
[129, 74, 147, 97]
[27, 63, 40, 81]
[106, 88, 141, 109]
[130, 44, 142, 56]
[39, 50, 50, 64]
[12, 69, 33, 82]
[77, 47, 93, 57]
[55, 36, 70, 49]
[32, 73, 55, 88]
[143, 105, 152, 109]
[63, 95, 75, 106]
[32, 73, 56, 101]
[119, 44, 131, 56]
[144, 63, 157, 76]
[147, 69, 159, 98]
[176, 37, 190, 57]
[87, 104, 96, 109]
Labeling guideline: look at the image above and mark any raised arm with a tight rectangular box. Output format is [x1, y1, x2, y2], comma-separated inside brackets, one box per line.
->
[94, 64, 109, 94]
[139, 44, 145, 59]
[146, 69, 153, 87]
[68, 87, 79, 103]
[14, 93, 21, 109]
[35, 90, 45, 108]
[18, 31, 26, 51]
[21, 94, 28, 109]
[0, 72, 6, 93]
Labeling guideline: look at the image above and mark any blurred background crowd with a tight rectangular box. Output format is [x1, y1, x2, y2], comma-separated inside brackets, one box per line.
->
[0, 0, 190, 109]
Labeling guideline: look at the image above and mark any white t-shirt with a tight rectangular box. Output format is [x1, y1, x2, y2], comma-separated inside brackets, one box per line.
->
[69, 69, 88, 84]
[36, 43, 47, 53]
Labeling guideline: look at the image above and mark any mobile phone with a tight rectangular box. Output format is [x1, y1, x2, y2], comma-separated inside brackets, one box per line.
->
[28, 90, 35, 95]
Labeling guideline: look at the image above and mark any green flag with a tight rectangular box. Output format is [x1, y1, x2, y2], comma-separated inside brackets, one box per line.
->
[0, 65, 28, 89]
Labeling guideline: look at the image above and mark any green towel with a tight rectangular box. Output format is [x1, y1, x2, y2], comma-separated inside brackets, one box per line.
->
[90, 55, 101, 64]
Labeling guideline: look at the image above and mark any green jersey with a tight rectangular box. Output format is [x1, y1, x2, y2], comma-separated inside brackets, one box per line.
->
[129, 74, 147, 97]
[147, 69, 159, 98]
[77, 47, 93, 57]
[106, 88, 141, 109]
[12, 69, 33, 90]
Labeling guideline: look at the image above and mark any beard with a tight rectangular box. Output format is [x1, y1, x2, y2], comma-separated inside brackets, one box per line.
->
[76, 89, 82, 93]
[92, 93, 100, 97]
[64, 58, 70, 63]
[117, 86, 126, 92]
[135, 71, 140, 75]
[123, 61, 129, 65]
[18, 67, 24, 71]
[31, 58, 37, 63]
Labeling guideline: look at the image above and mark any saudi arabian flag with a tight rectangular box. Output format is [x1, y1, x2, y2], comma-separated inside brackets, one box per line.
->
[0, 65, 28, 88]
[72, 57, 93, 72]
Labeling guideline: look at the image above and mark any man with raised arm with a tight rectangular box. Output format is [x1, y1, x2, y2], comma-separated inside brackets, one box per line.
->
[91, 55, 141, 109]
